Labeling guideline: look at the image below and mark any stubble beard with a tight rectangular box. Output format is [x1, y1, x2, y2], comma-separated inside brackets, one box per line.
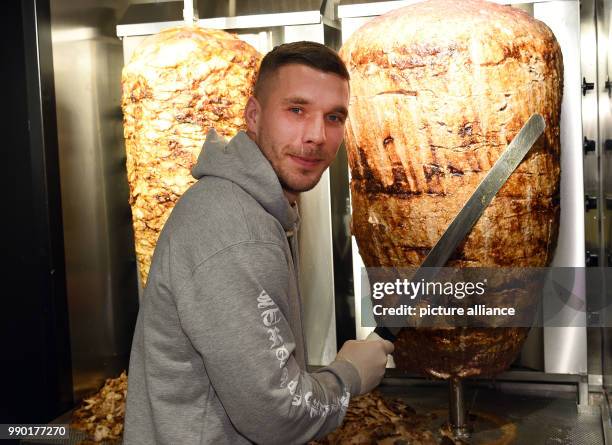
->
[259, 133, 324, 195]
[275, 155, 322, 195]
[278, 170, 319, 195]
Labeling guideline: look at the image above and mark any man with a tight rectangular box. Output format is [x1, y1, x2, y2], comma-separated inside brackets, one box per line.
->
[124, 41, 393, 445]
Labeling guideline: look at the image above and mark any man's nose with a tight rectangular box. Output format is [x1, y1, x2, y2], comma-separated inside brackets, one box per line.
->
[304, 115, 326, 146]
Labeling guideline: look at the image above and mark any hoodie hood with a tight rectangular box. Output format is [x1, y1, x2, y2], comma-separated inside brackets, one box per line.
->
[192, 128, 298, 231]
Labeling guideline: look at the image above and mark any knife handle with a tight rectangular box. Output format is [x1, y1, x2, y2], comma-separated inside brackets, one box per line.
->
[368, 326, 398, 342]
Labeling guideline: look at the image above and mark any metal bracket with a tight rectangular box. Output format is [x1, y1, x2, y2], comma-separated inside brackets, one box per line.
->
[583, 77, 595, 95]
[577, 374, 592, 414]
[587, 311, 600, 325]
[585, 195, 598, 211]
[586, 251, 599, 267]
[584, 137, 596, 154]
[320, 0, 340, 20]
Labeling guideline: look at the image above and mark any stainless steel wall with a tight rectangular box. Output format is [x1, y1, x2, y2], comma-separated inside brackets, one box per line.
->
[582, 0, 612, 393]
[50, 0, 139, 401]
[539, 0, 587, 377]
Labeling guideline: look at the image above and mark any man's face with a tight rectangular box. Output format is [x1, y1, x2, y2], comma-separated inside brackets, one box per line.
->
[245, 64, 350, 201]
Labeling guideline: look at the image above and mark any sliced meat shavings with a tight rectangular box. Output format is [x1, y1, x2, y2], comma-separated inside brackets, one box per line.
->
[310, 391, 436, 445]
[71, 371, 128, 444]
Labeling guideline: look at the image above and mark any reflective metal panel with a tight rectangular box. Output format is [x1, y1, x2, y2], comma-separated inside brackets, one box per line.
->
[51, 0, 139, 401]
[537, 1, 587, 375]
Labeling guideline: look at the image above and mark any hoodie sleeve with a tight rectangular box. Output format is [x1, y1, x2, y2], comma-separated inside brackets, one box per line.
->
[174, 240, 361, 444]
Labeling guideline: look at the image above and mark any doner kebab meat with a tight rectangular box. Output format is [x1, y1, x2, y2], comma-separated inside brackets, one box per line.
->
[121, 26, 261, 286]
[339, 0, 562, 378]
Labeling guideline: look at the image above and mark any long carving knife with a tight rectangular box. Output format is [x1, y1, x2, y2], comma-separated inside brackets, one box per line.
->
[368, 113, 546, 342]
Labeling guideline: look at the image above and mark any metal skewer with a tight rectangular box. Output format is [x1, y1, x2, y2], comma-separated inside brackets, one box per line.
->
[449, 378, 470, 440]
[183, 0, 198, 25]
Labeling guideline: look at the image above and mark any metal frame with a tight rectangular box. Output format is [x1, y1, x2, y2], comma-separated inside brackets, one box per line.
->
[586, 0, 612, 421]
[117, 0, 340, 38]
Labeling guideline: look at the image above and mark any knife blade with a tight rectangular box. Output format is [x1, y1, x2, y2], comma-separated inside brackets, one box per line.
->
[369, 113, 546, 342]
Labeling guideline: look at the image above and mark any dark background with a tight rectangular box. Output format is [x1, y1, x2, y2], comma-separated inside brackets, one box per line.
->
[0, 0, 73, 427]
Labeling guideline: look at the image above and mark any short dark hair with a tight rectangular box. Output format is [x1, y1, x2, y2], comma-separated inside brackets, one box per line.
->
[253, 41, 350, 99]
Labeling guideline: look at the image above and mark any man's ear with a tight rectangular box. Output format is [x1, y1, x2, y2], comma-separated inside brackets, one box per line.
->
[245, 96, 260, 135]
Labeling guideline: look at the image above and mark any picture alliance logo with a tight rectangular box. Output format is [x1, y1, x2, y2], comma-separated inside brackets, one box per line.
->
[371, 278, 488, 300]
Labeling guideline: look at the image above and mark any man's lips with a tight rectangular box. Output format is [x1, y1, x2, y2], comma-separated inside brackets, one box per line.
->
[288, 154, 322, 169]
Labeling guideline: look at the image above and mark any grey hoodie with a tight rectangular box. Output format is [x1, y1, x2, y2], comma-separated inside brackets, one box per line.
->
[123, 129, 361, 445]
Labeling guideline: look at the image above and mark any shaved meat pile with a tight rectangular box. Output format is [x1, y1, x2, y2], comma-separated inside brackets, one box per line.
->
[311, 391, 437, 445]
[71, 371, 127, 444]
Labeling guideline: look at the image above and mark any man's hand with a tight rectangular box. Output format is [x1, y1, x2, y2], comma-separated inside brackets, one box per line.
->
[336, 339, 394, 395]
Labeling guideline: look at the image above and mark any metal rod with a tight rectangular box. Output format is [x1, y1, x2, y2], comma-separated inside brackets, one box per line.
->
[183, 0, 198, 25]
[578, 377, 590, 408]
[449, 378, 470, 439]
[602, 392, 612, 445]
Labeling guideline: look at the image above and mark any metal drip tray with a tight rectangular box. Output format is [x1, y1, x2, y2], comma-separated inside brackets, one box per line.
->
[377, 380, 607, 445]
[20, 379, 609, 445]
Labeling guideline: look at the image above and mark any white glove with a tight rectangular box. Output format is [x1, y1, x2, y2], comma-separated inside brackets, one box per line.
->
[336, 338, 394, 395]
[367, 331, 397, 368]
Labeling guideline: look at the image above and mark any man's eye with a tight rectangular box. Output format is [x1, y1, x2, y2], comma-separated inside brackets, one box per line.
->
[290, 107, 302, 114]
[327, 114, 344, 123]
